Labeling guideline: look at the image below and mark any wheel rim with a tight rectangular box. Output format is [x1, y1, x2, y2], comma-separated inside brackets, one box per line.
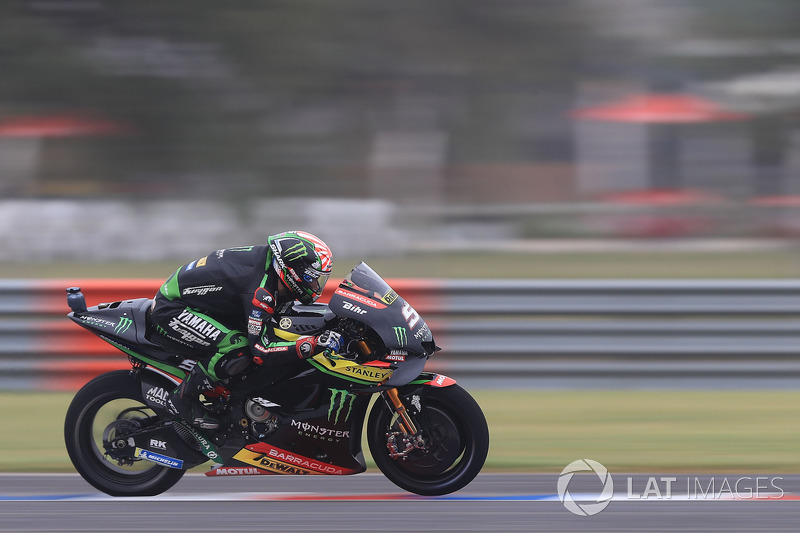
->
[394, 405, 466, 476]
[377, 397, 474, 482]
[78, 393, 165, 482]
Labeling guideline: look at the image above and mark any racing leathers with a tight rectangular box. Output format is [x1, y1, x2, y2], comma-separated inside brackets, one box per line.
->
[150, 245, 340, 431]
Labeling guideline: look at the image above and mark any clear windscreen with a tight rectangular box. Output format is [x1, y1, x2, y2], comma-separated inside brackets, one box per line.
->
[340, 262, 395, 302]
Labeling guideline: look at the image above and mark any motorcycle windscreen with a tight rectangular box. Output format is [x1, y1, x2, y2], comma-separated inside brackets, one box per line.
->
[330, 262, 434, 355]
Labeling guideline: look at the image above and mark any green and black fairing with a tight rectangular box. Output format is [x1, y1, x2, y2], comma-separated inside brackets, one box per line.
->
[68, 297, 196, 379]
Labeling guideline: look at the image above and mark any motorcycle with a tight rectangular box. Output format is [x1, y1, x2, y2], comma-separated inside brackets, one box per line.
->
[63, 262, 489, 497]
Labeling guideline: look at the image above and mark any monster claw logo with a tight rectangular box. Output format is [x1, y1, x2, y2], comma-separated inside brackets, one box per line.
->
[393, 326, 408, 347]
[115, 317, 133, 335]
[327, 388, 355, 424]
[283, 242, 308, 261]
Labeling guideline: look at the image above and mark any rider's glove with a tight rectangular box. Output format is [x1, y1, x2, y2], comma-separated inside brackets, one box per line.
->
[296, 331, 343, 359]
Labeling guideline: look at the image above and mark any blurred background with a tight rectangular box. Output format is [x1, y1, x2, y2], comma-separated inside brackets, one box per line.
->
[3, 0, 800, 474]
[3, 0, 800, 262]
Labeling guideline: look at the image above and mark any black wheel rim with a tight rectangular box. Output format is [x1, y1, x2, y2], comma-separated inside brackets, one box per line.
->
[77, 392, 165, 483]
[392, 404, 466, 476]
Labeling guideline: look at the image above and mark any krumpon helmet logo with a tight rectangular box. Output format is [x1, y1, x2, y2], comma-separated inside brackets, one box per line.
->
[557, 459, 614, 516]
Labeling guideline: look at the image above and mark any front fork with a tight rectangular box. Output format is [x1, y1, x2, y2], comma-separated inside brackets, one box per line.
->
[357, 334, 427, 459]
[382, 388, 427, 460]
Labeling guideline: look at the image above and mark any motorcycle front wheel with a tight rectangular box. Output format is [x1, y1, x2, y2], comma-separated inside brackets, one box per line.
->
[366, 384, 489, 496]
[64, 370, 185, 496]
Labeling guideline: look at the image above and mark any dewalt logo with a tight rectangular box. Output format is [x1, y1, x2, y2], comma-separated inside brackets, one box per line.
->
[327, 388, 355, 424]
[115, 317, 133, 335]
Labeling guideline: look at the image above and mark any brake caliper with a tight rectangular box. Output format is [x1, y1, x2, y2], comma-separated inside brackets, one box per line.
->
[384, 389, 427, 460]
[386, 430, 427, 460]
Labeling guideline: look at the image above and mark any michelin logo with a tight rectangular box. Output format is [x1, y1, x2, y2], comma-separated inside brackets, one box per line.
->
[135, 448, 184, 469]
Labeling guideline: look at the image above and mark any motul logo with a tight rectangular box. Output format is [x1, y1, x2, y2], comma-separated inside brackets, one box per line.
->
[212, 467, 262, 476]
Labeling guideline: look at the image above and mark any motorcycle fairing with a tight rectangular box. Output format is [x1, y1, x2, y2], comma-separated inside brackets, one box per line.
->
[330, 262, 436, 355]
[306, 354, 393, 385]
[214, 367, 373, 477]
[413, 372, 458, 388]
[210, 442, 362, 476]
[68, 298, 194, 379]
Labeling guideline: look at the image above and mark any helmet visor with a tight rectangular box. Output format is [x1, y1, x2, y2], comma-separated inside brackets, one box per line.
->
[303, 270, 330, 299]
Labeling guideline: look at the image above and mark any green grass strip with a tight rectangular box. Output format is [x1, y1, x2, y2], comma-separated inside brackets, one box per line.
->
[5, 389, 800, 473]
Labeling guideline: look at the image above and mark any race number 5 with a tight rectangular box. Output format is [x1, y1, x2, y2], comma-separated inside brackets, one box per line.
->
[401, 302, 420, 328]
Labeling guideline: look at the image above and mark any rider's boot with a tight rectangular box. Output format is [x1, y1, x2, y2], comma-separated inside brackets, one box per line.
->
[166, 366, 224, 431]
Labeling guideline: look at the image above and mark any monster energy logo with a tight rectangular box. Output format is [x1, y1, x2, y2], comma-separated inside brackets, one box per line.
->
[115, 317, 133, 335]
[393, 326, 408, 347]
[283, 242, 308, 261]
[327, 389, 355, 424]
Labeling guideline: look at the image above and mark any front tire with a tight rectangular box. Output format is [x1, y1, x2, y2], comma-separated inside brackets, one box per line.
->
[64, 370, 185, 496]
[367, 384, 489, 496]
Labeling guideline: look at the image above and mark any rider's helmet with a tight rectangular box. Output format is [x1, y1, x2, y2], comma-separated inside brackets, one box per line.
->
[268, 231, 333, 304]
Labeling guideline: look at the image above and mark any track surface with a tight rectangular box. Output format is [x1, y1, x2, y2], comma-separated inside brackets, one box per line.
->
[1, 473, 799, 532]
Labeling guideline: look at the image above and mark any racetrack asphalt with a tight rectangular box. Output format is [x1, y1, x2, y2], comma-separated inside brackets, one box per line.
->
[1, 473, 799, 532]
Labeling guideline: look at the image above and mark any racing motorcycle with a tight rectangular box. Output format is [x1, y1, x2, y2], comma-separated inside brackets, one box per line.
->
[63, 262, 489, 497]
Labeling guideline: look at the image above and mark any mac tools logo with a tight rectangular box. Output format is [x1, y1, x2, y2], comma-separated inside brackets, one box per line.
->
[557, 459, 614, 516]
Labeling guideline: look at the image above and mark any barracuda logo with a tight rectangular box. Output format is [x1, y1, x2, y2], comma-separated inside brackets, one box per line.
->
[115, 317, 133, 335]
[393, 326, 408, 347]
[283, 242, 308, 261]
[327, 389, 355, 424]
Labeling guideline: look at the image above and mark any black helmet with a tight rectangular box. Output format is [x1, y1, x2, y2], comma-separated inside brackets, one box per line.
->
[268, 231, 333, 304]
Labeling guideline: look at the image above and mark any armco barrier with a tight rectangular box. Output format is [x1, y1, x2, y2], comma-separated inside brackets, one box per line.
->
[0, 278, 442, 391]
[3, 279, 800, 390]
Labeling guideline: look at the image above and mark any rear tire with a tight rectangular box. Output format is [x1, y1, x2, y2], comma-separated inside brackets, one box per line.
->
[367, 384, 489, 496]
[64, 370, 185, 496]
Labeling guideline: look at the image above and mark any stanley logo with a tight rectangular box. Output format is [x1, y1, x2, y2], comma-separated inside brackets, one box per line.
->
[327, 388, 355, 424]
[115, 317, 133, 335]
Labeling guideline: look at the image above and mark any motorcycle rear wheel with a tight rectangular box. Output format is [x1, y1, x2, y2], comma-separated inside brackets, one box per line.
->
[366, 384, 489, 496]
[64, 370, 185, 496]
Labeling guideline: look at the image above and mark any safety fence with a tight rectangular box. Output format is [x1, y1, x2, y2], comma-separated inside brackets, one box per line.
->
[2, 279, 800, 390]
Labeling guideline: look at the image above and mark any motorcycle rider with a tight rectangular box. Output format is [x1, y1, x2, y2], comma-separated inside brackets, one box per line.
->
[149, 230, 342, 433]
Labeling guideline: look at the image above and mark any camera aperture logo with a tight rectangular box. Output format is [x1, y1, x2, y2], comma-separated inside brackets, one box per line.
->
[557, 460, 787, 515]
[557, 459, 613, 516]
